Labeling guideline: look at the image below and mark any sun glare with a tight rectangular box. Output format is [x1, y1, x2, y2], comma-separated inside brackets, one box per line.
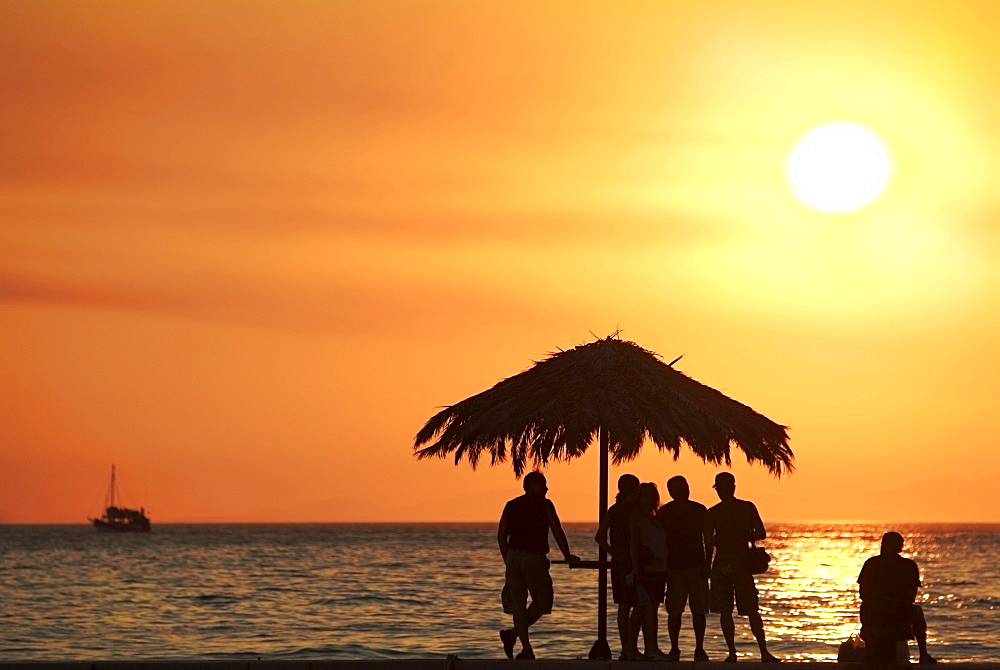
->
[788, 123, 892, 213]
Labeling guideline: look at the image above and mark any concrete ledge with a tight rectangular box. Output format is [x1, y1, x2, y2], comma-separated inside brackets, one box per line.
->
[1, 661, 998, 670]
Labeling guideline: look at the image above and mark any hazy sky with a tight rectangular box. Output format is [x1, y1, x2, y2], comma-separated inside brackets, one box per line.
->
[3, 1, 999, 524]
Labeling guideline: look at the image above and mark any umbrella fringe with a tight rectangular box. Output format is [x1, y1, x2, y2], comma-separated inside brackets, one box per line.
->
[415, 336, 793, 477]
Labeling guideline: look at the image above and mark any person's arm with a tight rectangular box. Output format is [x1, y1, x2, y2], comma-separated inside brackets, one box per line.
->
[905, 560, 920, 603]
[703, 509, 716, 571]
[595, 509, 613, 556]
[497, 507, 510, 561]
[546, 501, 580, 562]
[698, 506, 711, 576]
[630, 510, 641, 576]
[749, 501, 766, 542]
[858, 558, 872, 600]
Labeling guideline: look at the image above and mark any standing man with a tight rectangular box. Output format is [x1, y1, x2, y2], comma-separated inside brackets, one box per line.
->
[656, 475, 711, 662]
[858, 531, 936, 665]
[595, 474, 642, 660]
[704, 472, 780, 663]
[498, 471, 580, 660]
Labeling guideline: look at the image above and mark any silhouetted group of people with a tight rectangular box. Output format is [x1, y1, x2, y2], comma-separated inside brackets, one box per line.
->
[496, 471, 936, 664]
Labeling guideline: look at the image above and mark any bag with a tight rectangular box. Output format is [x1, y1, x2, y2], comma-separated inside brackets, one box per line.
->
[837, 634, 866, 663]
[748, 541, 770, 574]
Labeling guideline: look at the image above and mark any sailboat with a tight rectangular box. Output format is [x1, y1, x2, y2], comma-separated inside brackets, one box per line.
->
[89, 464, 151, 532]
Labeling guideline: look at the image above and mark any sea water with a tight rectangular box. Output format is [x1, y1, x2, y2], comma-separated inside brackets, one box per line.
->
[1, 523, 997, 662]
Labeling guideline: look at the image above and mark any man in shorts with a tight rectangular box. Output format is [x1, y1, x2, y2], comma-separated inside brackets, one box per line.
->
[704, 472, 780, 663]
[595, 474, 642, 660]
[656, 475, 711, 662]
[498, 472, 580, 660]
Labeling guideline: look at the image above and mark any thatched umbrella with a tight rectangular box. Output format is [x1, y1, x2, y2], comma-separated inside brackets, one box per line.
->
[414, 335, 792, 658]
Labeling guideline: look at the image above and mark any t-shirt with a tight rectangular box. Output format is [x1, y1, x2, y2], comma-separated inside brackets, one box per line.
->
[705, 498, 762, 564]
[636, 514, 668, 571]
[656, 499, 707, 569]
[503, 494, 554, 554]
[606, 500, 634, 567]
[858, 554, 920, 603]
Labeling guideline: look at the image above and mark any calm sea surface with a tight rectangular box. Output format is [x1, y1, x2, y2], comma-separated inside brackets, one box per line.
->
[1, 523, 997, 662]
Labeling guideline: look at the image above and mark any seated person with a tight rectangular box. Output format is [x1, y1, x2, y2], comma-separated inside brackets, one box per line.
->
[858, 532, 936, 665]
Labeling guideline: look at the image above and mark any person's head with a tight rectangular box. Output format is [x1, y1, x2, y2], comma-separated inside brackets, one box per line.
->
[616, 474, 640, 502]
[713, 472, 736, 500]
[666, 475, 690, 501]
[637, 482, 660, 514]
[523, 471, 548, 498]
[880, 531, 904, 555]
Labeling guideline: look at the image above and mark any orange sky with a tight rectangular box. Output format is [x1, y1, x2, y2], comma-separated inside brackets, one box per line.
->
[3, 1, 999, 524]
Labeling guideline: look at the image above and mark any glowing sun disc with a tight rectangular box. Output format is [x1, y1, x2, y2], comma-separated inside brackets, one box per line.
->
[788, 123, 891, 213]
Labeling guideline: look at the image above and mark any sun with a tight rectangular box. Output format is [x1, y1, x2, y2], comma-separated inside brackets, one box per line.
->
[787, 122, 892, 213]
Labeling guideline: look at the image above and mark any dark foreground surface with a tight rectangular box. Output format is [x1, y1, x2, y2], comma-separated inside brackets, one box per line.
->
[1, 661, 997, 670]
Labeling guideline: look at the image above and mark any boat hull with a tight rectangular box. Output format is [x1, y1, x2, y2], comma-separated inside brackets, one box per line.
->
[92, 519, 151, 532]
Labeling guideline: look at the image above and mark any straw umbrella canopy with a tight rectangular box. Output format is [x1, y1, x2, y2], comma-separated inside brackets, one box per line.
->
[414, 335, 792, 658]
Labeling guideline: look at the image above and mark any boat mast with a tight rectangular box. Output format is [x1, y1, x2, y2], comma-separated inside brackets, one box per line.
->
[109, 464, 117, 509]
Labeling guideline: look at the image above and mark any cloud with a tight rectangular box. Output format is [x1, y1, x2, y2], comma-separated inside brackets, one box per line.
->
[0, 260, 575, 338]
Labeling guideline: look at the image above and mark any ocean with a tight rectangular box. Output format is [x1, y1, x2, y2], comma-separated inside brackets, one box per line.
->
[1, 523, 997, 662]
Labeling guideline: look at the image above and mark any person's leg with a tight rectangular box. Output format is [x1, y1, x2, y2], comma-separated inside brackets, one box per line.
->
[501, 552, 529, 658]
[748, 611, 779, 662]
[709, 563, 736, 663]
[636, 575, 667, 658]
[517, 554, 553, 658]
[864, 635, 894, 665]
[664, 570, 683, 656]
[642, 604, 669, 658]
[693, 613, 707, 653]
[688, 568, 711, 659]
[612, 568, 640, 657]
[720, 611, 737, 661]
[628, 606, 643, 655]
[734, 569, 777, 662]
[667, 612, 682, 654]
[710, 566, 738, 662]
[641, 605, 657, 654]
[618, 604, 638, 655]
[512, 608, 532, 655]
[912, 605, 936, 664]
[525, 600, 546, 627]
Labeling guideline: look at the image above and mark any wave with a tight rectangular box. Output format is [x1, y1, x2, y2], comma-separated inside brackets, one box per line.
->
[3, 523, 999, 662]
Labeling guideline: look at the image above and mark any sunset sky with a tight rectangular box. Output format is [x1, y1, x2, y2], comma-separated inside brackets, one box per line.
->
[3, 1, 999, 525]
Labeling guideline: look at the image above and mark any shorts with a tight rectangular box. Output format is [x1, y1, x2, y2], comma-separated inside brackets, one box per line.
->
[710, 561, 759, 615]
[637, 570, 666, 607]
[502, 549, 553, 615]
[665, 566, 710, 615]
[611, 563, 637, 605]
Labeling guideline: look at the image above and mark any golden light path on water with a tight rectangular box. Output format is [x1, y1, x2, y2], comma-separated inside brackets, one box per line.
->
[759, 528, 880, 659]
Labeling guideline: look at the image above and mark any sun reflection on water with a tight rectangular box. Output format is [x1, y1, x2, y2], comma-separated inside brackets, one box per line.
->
[759, 529, 879, 657]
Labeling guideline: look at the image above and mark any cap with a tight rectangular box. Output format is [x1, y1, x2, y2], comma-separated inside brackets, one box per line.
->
[713, 472, 736, 488]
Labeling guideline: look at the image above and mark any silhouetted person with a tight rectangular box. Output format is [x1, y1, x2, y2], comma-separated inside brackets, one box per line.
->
[595, 473, 643, 660]
[656, 475, 710, 662]
[498, 471, 580, 660]
[629, 482, 671, 661]
[858, 532, 936, 665]
[704, 472, 780, 663]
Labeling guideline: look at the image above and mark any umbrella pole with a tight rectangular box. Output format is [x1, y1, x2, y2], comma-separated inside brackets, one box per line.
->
[588, 428, 612, 660]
